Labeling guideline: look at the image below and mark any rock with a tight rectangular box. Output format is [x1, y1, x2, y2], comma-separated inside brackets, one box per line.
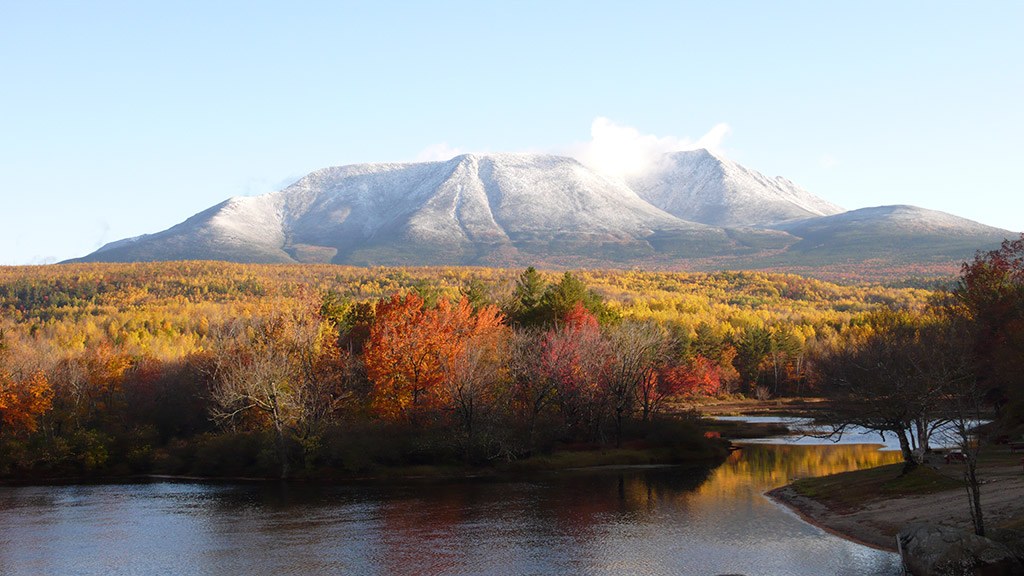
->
[898, 523, 1024, 576]
[988, 530, 1024, 565]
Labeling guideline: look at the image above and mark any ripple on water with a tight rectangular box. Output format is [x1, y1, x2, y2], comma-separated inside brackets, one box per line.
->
[0, 445, 903, 575]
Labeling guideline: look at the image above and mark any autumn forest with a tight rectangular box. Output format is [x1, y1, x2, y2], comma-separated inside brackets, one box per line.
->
[1, 237, 1022, 482]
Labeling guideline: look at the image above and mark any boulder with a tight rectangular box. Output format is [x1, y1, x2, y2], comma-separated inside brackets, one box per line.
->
[988, 530, 1024, 565]
[898, 523, 1024, 576]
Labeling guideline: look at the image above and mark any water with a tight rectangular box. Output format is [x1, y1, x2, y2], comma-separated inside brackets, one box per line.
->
[716, 416, 980, 451]
[0, 443, 904, 575]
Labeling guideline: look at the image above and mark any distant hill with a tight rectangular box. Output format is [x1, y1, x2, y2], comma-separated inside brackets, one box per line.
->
[70, 151, 1018, 280]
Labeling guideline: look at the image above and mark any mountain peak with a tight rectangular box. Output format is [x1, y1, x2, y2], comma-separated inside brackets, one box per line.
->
[629, 150, 844, 227]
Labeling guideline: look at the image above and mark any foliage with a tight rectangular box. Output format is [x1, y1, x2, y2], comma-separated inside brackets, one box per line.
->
[0, 260, 956, 479]
[954, 234, 1024, 421]
[0, 370, 53, 436]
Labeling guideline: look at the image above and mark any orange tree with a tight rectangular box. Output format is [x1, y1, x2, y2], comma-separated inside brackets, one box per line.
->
[364, 293, 506, 423]
[0, 370, 53, 438]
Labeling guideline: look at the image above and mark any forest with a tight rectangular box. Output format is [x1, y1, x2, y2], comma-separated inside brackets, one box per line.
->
[0, 236, 1021, 482]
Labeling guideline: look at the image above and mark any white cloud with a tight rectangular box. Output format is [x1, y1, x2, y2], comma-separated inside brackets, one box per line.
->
[567, 117, 731, 178]
[414, 142, 468, 162]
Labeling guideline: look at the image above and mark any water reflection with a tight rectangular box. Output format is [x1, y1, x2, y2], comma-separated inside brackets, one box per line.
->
[0, 444, 903, 576]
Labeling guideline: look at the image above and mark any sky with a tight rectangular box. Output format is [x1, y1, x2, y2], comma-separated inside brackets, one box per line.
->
[2, 1, 1022, 265]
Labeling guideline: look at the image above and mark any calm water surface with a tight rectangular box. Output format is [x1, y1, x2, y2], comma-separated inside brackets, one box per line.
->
[0, 442, 903, 575]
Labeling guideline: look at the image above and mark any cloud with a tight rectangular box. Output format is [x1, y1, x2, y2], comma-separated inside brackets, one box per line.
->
[567, 117, 731, 178]
[414, 142, 468, 162]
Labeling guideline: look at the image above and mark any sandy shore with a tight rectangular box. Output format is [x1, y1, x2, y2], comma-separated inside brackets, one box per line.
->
[768, 454, 1024, 552]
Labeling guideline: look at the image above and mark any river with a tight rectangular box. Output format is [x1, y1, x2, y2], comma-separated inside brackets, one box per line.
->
[0, 434, 904, 575]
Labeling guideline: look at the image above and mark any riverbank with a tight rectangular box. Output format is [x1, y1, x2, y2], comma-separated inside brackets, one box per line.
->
[0, 437, 732, 486]
[682, 396, 833, 418]
[768, 448, 1024, 551]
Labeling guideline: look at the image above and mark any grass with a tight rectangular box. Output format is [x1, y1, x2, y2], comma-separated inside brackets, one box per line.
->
[790, 463, 962, 513]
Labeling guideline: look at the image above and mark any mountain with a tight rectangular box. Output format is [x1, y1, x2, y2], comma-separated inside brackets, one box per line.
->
[80, 154, 790, 268]
[768, 205, 1013, 264]
[628, 149, 845, 227]
[72, 151, 1017, 279]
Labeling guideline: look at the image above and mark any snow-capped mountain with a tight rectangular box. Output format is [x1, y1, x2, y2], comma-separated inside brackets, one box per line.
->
[72, 151, 1016, 276]
[628, 149, 844, 227]
[81, 154, 786, 267]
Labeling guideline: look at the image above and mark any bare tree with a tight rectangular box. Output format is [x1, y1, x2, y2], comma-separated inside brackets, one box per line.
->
[507, 327, 557, 456]
[441, 329, 511, 459]
[606, 320, 668, 447]
[210, 304, 348, 478]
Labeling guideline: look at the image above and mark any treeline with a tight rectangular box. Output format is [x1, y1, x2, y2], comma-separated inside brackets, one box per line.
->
[0, 261, 943, 479]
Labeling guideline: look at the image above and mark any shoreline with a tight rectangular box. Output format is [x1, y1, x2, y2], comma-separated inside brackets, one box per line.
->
[766, 451, 1024, 554]
[767, 485, 898, 552]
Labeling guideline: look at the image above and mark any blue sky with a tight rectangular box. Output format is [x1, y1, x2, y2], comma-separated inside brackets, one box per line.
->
[2, 1, 1022, 264]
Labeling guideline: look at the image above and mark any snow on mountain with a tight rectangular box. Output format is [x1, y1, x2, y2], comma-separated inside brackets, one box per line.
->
[628, 149, 844, 227]
[77, 154, 756, 266]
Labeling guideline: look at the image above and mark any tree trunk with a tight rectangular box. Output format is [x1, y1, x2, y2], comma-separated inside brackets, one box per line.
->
[965, 457, 985, 536]
[270, 397, 289, 479]
[914, 417, 931, 454]
[895, 428, 917, 473]
[615, 406, 623, 449]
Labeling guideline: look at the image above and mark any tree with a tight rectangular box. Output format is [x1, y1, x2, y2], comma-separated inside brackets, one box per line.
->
[364, 293, 442, 420]
[364, 293, 506, 424]
[210, 302, 348, 478]
[606, 320, 668, 445]
[660, 355, 723, 399]
[50, 342, 132, 431]
[440, 311, 510, 458]
[816, 311, 960, 471]
[939, 321, 988, 537]
[0, 370, 53, 438]
[508, 327, 558, 455]
[733, 326, 771, 395]
[540, 303, 612, 439]
[767, 327, 803, 396]
[954, 234, 1024, 421]
[508, 267, 548, 326]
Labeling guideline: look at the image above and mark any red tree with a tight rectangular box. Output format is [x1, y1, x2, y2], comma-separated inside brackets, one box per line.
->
[540, 303, 612, 436]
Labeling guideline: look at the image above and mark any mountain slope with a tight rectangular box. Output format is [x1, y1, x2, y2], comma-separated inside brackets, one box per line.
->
[629, 149, 844, 227]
